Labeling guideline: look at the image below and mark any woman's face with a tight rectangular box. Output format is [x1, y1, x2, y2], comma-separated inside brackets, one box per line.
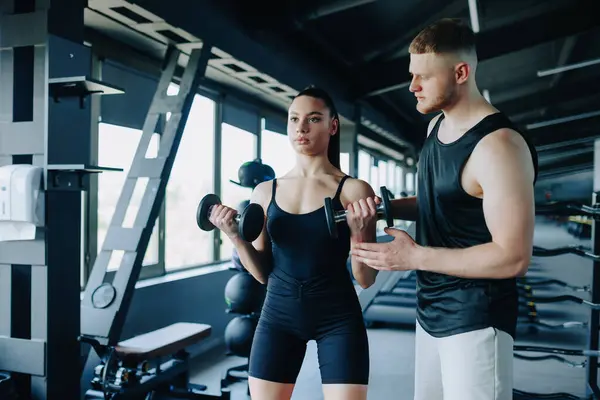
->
[287, 95, 337, 156]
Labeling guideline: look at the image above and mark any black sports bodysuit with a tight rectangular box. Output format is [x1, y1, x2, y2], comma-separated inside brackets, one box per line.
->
[415, 112, 538, 340]
[248, 176, 370, 385]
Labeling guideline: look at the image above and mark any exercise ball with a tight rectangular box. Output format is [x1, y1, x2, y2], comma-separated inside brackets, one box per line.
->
[224, 315, 258, 358]
[237, 159, 275, 189]
[224, 272, 265, 314]
[237, 199, 250, 213]
[231, 248, 245, 272]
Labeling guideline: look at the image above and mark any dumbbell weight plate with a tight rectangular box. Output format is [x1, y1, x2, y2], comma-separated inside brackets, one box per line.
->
[197, 194, 221, 231]
[324, 197, 338, 239]
[238, 203, 264, 242]
[380, 186, 394, 228]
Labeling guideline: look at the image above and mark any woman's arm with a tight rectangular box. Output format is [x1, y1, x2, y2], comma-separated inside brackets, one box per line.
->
[211, 181, 273, 284]
[342, 179, 379, 289]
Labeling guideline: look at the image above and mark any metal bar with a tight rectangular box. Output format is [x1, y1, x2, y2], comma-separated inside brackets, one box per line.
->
[587, 140, 600, 396]
[468, 0, 480, 33]
[588, 382, 600, 398]
[85, 51, 102, 288]
[213, 97, 223, 262]
[537, 136, 598, 152]
[549, 36, 578, 87]
[0, 238, 45, 265]
[526, 110, 600, 130]
[102, 227, 144, 251]
[538, 56, 600, 78]
[482, 89, 491, 103]
[305, 0, 376, 20]
[0, 264, 10, 336]
[0, 337, 46, 376]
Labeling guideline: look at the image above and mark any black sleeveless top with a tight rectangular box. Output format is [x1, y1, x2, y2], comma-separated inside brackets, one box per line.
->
[415, 112, 538, 339]
[266, 176, 352, 282]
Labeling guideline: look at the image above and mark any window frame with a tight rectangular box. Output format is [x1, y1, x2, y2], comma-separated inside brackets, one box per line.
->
[85, 52, 412, 289]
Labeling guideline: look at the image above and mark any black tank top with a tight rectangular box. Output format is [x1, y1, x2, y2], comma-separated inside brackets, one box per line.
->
[415, 112, 538, 339]
[266, 176, 352, 282]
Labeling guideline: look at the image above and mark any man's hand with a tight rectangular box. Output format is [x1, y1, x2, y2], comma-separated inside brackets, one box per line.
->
[351, 227, 419, 271]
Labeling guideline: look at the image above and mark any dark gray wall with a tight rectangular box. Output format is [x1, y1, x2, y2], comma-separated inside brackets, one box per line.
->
[121, 266, 239, 353]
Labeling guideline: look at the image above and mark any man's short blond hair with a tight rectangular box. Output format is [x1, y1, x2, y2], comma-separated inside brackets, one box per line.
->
[409, 18, 477, 58]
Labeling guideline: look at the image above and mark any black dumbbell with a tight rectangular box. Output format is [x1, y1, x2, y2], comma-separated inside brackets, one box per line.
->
[196, 194, 264, 242]
[324, 186, 394, 239]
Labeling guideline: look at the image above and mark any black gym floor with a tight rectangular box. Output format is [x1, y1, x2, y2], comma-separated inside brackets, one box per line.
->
[189, 218, 593, 399]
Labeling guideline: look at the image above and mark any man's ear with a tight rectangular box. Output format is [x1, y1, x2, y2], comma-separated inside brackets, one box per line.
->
[455, 62, 471, 84]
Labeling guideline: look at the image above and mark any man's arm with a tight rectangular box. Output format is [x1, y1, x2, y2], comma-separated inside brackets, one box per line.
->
[390, 196, 418, 221]
[414, 129, 535, 279]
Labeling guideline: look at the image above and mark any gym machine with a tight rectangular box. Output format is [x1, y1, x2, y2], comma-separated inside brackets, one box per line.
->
[0, 2, 230, 398]
[510, 152, 600, 399]
[79, 44, 230, 400]
[0, 1, 124, 398]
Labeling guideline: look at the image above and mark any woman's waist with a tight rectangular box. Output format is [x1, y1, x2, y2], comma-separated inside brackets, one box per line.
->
[266, 268, 355, 298]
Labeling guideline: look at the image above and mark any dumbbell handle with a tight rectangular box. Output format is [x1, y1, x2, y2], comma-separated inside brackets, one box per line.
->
[208, 205, 242, 224]
[332, 205, 387, 223]
[324, 186, 394, 239]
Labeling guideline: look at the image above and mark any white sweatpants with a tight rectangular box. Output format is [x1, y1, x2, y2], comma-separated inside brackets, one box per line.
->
[413, 321, 514, 400]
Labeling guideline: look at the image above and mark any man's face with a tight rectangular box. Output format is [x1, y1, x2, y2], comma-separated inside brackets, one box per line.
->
[408, 52, 458, 114]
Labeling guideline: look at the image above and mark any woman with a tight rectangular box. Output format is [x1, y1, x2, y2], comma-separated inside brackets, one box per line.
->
[209, 86, 379, 400]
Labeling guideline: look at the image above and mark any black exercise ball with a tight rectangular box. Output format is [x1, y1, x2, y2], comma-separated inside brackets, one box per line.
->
[237, 159, 275, 188]
[231, 248, 245, 272]
[224, 315, 258, 358]
[224, 272, 265, 314]
[237, 199, 250, 214]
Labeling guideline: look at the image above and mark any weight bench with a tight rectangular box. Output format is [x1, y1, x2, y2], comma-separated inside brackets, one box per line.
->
[82, 322, 230, 400]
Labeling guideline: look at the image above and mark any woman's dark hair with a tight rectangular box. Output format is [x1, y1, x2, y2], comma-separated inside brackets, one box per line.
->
[292, 85, 341, 169]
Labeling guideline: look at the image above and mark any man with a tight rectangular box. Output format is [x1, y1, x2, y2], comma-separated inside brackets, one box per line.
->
[349, 18, 538, 400]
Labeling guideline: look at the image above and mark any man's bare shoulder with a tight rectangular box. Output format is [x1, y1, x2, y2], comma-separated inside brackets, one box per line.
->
[473, 128, 535, 179]
[476, 128, 530, 156]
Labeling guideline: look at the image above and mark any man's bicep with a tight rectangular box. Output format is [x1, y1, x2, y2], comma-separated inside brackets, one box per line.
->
[479, 133, 535, 255]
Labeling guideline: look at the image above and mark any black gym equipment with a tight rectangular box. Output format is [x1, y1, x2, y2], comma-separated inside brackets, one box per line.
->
[512, 198, 600, 399]
[77, 46, 231, 400]
[224, 315, 259, 358]
[536, 201, 600, 218]
[196, 194, 265, 242]
[325, 185, 394, 239]
[224, 272, 266, 315]
[533, 244, 600, 261]
[230, 159, 276, 189]
[79, 323, 226, 399]
[519, 278, 589, 293]
[220, 269, 265, 395]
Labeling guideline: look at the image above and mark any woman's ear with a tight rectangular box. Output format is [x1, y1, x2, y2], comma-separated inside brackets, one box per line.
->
[330, 118, 339, 136]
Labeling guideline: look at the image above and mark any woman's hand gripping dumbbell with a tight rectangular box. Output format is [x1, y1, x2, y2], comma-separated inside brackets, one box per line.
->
[196, 194, 264, 242]
[324, 186, 394, 239]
